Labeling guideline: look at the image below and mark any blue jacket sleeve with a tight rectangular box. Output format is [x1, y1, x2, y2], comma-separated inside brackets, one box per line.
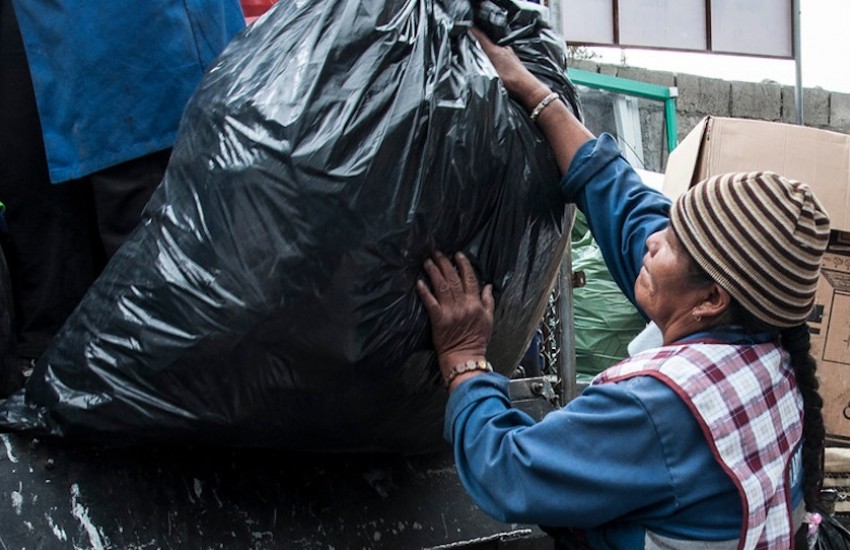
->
[560, 134, 671, 312]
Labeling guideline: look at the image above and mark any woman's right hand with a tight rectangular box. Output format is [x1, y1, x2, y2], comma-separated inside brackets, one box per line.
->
[469, 27, 553, 114]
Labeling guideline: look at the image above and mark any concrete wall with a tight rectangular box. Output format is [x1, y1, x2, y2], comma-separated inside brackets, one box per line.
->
[568, 59, 850, 174]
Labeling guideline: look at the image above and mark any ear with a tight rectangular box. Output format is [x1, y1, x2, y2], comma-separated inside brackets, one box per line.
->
[693, 283, 732, 320]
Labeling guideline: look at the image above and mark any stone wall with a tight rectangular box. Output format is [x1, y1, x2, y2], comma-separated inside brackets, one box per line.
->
[568, 59, 850, 174]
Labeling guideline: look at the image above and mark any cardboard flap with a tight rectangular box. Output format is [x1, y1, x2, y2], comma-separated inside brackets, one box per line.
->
[662, 116, 708, 198]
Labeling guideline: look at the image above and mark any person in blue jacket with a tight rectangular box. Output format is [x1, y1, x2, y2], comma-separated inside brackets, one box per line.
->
[415, 28, 831, 549]
[0, 0, 245, 386]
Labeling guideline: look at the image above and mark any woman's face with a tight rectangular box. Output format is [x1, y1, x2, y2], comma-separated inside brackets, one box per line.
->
[635, 227, 707, 338]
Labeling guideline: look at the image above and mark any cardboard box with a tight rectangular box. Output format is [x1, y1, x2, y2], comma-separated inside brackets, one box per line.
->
[662, 116, 850, 441]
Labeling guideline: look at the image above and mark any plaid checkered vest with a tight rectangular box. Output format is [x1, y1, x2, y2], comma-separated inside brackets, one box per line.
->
[593, 341, 803, 550]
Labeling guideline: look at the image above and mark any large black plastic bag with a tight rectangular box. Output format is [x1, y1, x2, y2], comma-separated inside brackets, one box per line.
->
[0, 0, 580, 453]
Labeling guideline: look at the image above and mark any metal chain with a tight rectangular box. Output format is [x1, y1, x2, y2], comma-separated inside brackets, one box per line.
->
[539, 285, 563, 378]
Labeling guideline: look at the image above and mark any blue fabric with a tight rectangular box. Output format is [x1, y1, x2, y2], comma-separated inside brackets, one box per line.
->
[11, 0, 245, 182]
[444, 136, 804, 547]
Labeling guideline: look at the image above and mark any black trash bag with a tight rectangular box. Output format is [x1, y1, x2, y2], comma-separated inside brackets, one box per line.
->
[814, 514, 850, 550]
[0, 0, 579, 453]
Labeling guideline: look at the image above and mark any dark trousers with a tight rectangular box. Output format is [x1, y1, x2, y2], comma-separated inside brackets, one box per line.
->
[0, 0, 168, 367]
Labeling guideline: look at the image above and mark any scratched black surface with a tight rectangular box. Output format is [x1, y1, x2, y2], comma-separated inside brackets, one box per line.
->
[0, 432, 549, 549]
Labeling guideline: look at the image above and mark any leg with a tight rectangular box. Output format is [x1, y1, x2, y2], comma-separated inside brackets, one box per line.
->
[90, 148, 170, 258]
[0, 0, 105, 367]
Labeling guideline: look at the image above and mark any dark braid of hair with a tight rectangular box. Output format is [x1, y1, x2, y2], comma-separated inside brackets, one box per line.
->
[780, 324, 826, 514]
[685, 258, 825, 512]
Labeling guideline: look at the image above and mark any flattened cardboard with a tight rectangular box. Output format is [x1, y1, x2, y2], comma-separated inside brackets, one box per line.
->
[662, 116, 850, 440]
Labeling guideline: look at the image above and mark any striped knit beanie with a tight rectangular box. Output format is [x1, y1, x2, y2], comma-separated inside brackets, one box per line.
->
[669, 171, 830, 328]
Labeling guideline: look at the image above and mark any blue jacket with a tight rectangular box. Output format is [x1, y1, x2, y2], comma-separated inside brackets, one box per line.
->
[444, 135, 804, 547]
[11, 0, 246, 182]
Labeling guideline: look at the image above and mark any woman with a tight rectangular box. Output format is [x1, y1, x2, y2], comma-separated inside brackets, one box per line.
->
[415, 28, 830, 549]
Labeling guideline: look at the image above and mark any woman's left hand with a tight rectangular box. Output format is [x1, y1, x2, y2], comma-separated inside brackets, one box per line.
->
[416, 251, 494, 384]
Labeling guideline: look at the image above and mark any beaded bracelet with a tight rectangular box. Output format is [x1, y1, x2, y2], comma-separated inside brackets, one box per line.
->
[529, 92, 560, 122]
[444, 359, 493, 388]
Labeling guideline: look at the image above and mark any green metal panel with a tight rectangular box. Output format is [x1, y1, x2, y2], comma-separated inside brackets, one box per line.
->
[567, 68, 679, 152]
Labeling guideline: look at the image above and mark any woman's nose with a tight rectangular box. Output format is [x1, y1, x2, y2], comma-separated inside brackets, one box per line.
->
[645, 232, 660, 253]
